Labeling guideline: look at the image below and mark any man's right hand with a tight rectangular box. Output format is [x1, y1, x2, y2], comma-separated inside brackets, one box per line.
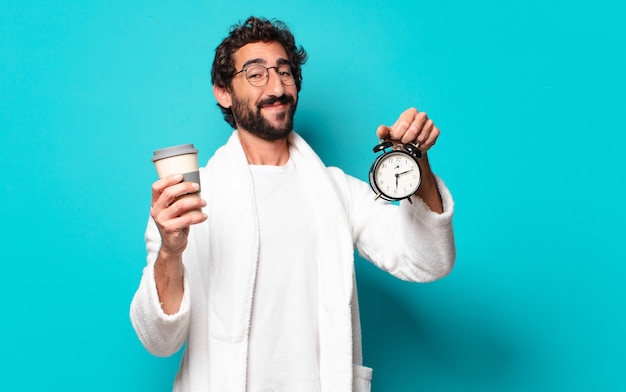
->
[150, 174, 207, 257]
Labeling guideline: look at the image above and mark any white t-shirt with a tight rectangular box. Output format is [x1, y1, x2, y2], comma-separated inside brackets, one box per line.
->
[246, 159, 321, 392]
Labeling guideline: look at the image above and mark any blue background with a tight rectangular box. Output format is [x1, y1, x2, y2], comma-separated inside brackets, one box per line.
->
[2, 1, 625, 390]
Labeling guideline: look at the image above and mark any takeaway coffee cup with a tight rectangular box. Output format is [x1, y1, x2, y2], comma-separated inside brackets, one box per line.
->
[152, 144, 201, 211]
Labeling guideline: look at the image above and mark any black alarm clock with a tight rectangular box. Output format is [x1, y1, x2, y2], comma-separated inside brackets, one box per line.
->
[368, 140, 422, 201]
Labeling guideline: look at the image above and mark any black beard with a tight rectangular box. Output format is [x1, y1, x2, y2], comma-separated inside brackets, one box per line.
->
[231, 94, 296, 141]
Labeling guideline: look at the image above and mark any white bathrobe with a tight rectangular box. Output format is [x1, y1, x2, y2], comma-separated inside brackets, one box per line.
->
[130, 131, 456, 391]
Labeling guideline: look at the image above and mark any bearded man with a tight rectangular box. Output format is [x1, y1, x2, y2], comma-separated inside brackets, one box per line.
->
[131, 16, 456, 392]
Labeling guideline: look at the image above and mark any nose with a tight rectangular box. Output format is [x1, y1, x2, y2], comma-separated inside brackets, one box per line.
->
[264, 67, 286, 96]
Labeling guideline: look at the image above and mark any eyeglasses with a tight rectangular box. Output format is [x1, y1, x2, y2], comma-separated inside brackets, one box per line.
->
[233, 63, 296, 87]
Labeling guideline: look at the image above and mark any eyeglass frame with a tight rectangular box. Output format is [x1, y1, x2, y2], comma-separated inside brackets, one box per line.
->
[233, 62, 296, 87]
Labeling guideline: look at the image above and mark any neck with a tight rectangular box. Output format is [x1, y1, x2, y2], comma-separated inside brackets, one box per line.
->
[237, 129, 290, 166]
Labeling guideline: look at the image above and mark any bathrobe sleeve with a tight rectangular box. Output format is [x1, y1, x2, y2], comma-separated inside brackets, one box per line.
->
[329, 167, 456, 282]
[129, 217, 191, 357]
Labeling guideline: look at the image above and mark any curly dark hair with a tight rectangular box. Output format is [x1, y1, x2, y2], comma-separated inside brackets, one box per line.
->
[211, 16, 308, 128]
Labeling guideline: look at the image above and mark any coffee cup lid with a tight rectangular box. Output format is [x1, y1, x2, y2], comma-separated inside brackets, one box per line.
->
[152, 144, 198, 162]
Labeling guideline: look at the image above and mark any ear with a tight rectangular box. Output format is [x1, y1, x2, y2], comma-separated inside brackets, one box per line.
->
[213, 84, 232, 108]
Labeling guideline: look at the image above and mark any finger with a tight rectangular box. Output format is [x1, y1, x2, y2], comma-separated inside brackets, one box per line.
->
[151, 174, 184, 205]
[151, 184, 201, 225]
[152, 196, 207, 235]
[161, 195, 207, 222]
[395, 108, 423, 141]
[376, 124, 392, 140]
[378, 108, 419, 141]
[158, 182, 201, 210]
[389, 109, 414, 140]
[420, 125, 440, 152]
[414, 118, 434, 145]
[400, 112, 428, 144]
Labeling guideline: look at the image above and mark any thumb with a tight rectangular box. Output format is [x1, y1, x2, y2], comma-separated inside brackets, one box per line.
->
[376, 124, 391, 140]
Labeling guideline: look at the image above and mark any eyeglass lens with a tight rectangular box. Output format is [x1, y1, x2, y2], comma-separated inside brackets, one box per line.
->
[244, 64, 295, 87]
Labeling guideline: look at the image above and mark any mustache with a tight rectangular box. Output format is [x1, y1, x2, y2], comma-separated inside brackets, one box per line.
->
[257, 94, 295, 108]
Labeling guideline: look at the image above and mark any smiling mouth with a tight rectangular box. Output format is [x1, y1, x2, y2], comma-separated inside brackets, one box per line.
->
[261, 102, 287, 109]
[258, 95, 294, 109]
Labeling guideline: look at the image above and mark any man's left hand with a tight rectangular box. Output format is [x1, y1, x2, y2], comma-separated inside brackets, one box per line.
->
[376, 107, 439, 153]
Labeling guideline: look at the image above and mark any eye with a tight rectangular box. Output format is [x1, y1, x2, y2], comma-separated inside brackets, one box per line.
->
[246, 66, 267, 81]
[277, 65, 293, 77]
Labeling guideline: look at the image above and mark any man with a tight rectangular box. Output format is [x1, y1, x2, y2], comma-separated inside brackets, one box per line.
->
[131, 16, 455, 392]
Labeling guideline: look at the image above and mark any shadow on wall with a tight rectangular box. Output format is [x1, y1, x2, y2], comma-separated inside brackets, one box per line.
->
[357, 263, 530, 392]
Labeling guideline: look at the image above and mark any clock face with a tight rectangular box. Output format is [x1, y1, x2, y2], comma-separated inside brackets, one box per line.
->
[372, 151, 421, 200]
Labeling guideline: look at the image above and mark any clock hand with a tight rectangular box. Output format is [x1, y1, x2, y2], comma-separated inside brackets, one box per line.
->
[397, 168, 415, 176]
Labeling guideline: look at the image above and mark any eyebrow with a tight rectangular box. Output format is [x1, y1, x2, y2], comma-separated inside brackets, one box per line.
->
[240, 57, 291, 69]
